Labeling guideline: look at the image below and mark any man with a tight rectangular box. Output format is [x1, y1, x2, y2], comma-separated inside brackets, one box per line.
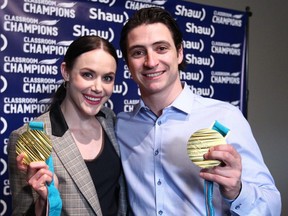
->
[116, 7, 281, 215]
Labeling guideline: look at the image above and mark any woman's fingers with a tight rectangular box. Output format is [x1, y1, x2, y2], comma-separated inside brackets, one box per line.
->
[16, 153, 28, 173]
[27, 163, 53, 200]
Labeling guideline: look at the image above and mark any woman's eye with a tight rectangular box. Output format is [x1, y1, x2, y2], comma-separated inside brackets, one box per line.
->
[103, 75, 114, 82]
[82, 72, 93, 79]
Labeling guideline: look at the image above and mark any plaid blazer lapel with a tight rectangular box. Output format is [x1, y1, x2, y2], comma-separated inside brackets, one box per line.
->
[96, 108, 128, 215]
[52, 132, 102, 216]
[96, 115, 120, 156]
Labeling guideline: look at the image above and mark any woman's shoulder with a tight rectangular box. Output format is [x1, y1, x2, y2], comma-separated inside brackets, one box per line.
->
[100, 106, 116, 118]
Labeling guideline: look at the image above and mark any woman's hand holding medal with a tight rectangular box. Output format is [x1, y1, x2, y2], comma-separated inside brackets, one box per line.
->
[16, 153, 58, 200]
[16, 152, 60, 215]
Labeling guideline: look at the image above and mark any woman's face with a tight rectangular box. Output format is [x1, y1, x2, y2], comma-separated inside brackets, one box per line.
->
[62, 49, 116, 117]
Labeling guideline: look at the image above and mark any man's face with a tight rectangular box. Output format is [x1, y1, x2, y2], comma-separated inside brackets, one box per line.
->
[126, 23, 183, 96]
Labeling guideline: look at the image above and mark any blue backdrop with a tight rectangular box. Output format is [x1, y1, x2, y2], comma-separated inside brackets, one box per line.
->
[0, 0, 248, 215]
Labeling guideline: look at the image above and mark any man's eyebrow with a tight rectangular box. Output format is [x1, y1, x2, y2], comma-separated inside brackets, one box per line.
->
[128, 45, 144, 52]
[128, 41, 171, 51]
[153, 40, 171, 46]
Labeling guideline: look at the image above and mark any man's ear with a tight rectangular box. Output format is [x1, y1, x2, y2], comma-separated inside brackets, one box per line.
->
[177, 44, 184, 64]
[61, 62, 69, 81]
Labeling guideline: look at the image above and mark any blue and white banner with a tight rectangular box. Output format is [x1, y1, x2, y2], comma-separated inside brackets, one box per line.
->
[0, 0, 248, 215]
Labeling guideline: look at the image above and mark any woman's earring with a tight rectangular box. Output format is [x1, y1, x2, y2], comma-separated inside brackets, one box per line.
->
[63, 81, 67, 89]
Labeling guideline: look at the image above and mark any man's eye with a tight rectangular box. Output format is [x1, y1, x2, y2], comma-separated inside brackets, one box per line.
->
[157, 46, 168, 52]
[131, 50, 144, 58]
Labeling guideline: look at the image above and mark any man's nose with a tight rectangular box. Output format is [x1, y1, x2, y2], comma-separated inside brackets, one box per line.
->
[144, 51, 159, 68]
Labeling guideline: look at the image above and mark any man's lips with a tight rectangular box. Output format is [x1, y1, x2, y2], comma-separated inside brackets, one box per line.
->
[144, 71, 164, 78]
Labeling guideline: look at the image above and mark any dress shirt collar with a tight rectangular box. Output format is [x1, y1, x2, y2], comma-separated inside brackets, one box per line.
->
[132, 82, 195, 117]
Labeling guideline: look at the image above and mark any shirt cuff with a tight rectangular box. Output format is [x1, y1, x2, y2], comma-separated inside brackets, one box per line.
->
[229, 181, 255, 215]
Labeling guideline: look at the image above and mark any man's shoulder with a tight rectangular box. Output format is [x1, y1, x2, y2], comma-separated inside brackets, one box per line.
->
[117, 110, 134, 120]
[194, 94, 238, 111]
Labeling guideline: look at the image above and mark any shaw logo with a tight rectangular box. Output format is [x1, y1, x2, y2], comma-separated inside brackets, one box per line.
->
[113, 81, 128, 96]
[230, 100, 240, 107]
[0, 0, 8, 9]
[0, 76, 8, 93]
[90, 0, 117, 7]
[180, 70, 204, 83]
[0, 117, 7, 134]
[175, 5, 206, 21]
[104, 99, 114, 110]
[186, 23, 215, 38]
[73, 25, 114, 42]
[183, 39, 204, 52]
[0, 199, 7, 216]
[89, 8, 129, 23]
[185, 54, 215, 68]
[188, 85, 214, 97]
[0, 34, 8, 51]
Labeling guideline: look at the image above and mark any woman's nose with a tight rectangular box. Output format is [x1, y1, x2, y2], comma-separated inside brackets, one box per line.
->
[91, 79, 103, 93]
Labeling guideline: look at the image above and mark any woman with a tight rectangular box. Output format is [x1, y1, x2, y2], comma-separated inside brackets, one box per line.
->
[8, 35, 127, 215]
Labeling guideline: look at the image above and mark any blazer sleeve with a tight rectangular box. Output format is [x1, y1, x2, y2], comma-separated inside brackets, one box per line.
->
[8, 126, 38, 215]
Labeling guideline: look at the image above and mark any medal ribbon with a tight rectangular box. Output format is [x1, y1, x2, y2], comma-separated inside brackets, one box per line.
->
[204, 121, 230, 216]
[29, 122, 62, 216]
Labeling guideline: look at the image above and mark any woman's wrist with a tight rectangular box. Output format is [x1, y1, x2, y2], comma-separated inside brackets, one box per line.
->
[35, 196, 47, 216]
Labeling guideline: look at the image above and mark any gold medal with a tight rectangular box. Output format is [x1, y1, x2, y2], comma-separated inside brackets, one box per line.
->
[187, 128, 226, 168]
[16, 126, 52, 165]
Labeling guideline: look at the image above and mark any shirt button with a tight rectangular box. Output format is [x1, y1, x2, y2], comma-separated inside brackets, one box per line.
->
[158, 210, 163, 215]
[157, 180, 161, 185]
[157, 121, 161, 125]
[154, 150, 159, 155]
[235, 204, 241, 210]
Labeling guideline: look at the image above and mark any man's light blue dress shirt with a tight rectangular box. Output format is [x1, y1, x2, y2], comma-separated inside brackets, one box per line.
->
[116, 83, 281, 216]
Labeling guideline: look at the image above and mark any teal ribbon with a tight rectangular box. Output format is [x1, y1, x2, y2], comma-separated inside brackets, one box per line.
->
[204, 121, 230, 216]
[212, 121, 230, 138]
[204, 179, 214, 216]
[29, 121, 62, 216]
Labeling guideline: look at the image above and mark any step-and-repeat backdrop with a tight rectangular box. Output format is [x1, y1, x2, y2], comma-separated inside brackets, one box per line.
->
[0, 0, 248, 215]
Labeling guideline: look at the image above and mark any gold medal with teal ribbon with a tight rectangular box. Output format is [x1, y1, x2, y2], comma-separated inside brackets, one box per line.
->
[187, 120, 230, 216]
[16, 121, 62, 216]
